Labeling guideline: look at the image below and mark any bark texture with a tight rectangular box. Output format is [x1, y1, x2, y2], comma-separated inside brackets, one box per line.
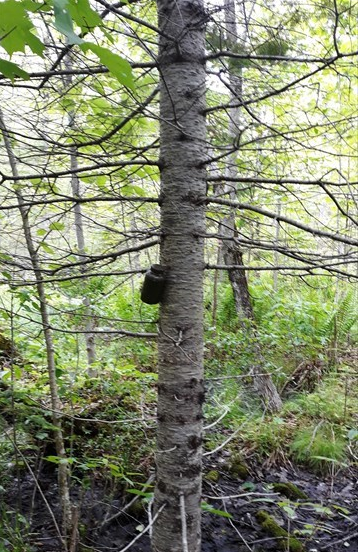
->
[152, 1, 207, 551]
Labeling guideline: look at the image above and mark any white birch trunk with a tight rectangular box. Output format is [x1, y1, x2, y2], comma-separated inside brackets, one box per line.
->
[152, 1, 207, 551]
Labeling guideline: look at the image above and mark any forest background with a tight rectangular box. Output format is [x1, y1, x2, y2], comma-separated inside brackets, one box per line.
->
[0, 0, 357, 551]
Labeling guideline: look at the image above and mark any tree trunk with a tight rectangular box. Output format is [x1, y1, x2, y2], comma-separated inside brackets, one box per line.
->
[219, 0, 282, 412]
[0, 109, 72, 539]
[69, 145, 97, 376]
[152, 1, 206, 551]
[64, 58, 98, 377]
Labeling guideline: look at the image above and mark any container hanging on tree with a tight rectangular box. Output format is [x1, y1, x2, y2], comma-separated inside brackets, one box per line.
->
[141, 264, 167, 304]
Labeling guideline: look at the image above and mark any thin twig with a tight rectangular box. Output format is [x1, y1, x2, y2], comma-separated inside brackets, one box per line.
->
[222, 500, 252, 551]
[328, 532, 358, 547]
[203, 426, 242, 457]
[202, 492, 278, 500]
[100, 474, 155, 528]
[4, 431, 65, 548]
[116, 503, 166, 552]
[179, 492, 189, 552]
[203, 407, 229, 430]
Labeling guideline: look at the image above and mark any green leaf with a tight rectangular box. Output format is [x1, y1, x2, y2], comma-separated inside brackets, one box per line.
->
[39, 241, 54, 254]
[201, 502, 233, 518]
[45, 455, 60, 463]
[121, 184, 145, 197]
[36, 228, 47, 236]
[22, 0, 52, 12]
[240, 481, 256, 491]
[127, 489, 153, 498]
[53, 0, 83, 44]
[50, 222, 65, 231]
[279, 503, 297, 519]
[35, 431, 49, 440]
[81, 42, 134, 88]
[0, 370, 10, 380]
[0, 58, 29, 81]
[348, 428, 358, 440]
[0, 0, 45, 56]
[67, 0, 102, 33]
[39, 243, 56, 257]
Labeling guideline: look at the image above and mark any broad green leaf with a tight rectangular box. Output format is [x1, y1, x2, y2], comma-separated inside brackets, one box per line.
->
[0, 369, 10, 380]
[0, 0, 45, 56]
[50, 222, 65, 231]
[22, 0, 52, 11]
[89, 97, 111, 112]
[46, 456, 60, 463]
[121, 184, 146, 197]
[0, 58, 29, 80]
[53, 0, 83, 44]
[68, 0, 102, 33]
[81, 42, 134, 88]
[39, 241, 54, 254]
[36, 228, 47, 236]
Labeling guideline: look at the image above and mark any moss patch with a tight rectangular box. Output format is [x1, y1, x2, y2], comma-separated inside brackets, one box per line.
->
[127, 499, 144, 516]
[256, 510, 305, 552]
[272, 482, 308, 500]
[227, 454, 249, 478]
[204, 470, 220, 483]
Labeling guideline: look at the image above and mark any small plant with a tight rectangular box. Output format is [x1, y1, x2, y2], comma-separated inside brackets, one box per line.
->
[290, 422, 347, 472]
[0, 509, 34, 552]
[242, 415, 293, 459]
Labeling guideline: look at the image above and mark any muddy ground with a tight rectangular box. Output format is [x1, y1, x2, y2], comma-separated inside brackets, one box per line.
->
[3, 455, 357, 552]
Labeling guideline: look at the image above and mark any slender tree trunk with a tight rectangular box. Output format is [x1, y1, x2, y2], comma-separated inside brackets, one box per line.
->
[0, 110, 71, 540]
[65, 62, 97, 377]
[152, 1, 206, 551]
[219, 0, 282, 412]
[273, 202, 281, 291]
[69, 142, 97, 375]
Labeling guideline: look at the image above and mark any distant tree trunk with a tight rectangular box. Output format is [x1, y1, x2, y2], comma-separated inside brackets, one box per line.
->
[0, 110, 72, 538]
[220, 0, 282, 412]
[152, 1, 206, 551]
[65, 60, 97, 377]
[69, 146, 97, 376]
[273, 202, 281, 291]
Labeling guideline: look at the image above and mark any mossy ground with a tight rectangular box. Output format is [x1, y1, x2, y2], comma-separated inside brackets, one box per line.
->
[256, 510, 305, 552]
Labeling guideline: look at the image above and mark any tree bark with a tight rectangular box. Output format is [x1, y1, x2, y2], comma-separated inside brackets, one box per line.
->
[152, 1, 207, 551]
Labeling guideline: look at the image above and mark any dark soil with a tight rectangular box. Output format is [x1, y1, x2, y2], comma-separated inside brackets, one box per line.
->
[3, 457, 357, 552]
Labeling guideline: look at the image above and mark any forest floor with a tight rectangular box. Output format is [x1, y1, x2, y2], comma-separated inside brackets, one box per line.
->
[3, 454, 357, 552]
